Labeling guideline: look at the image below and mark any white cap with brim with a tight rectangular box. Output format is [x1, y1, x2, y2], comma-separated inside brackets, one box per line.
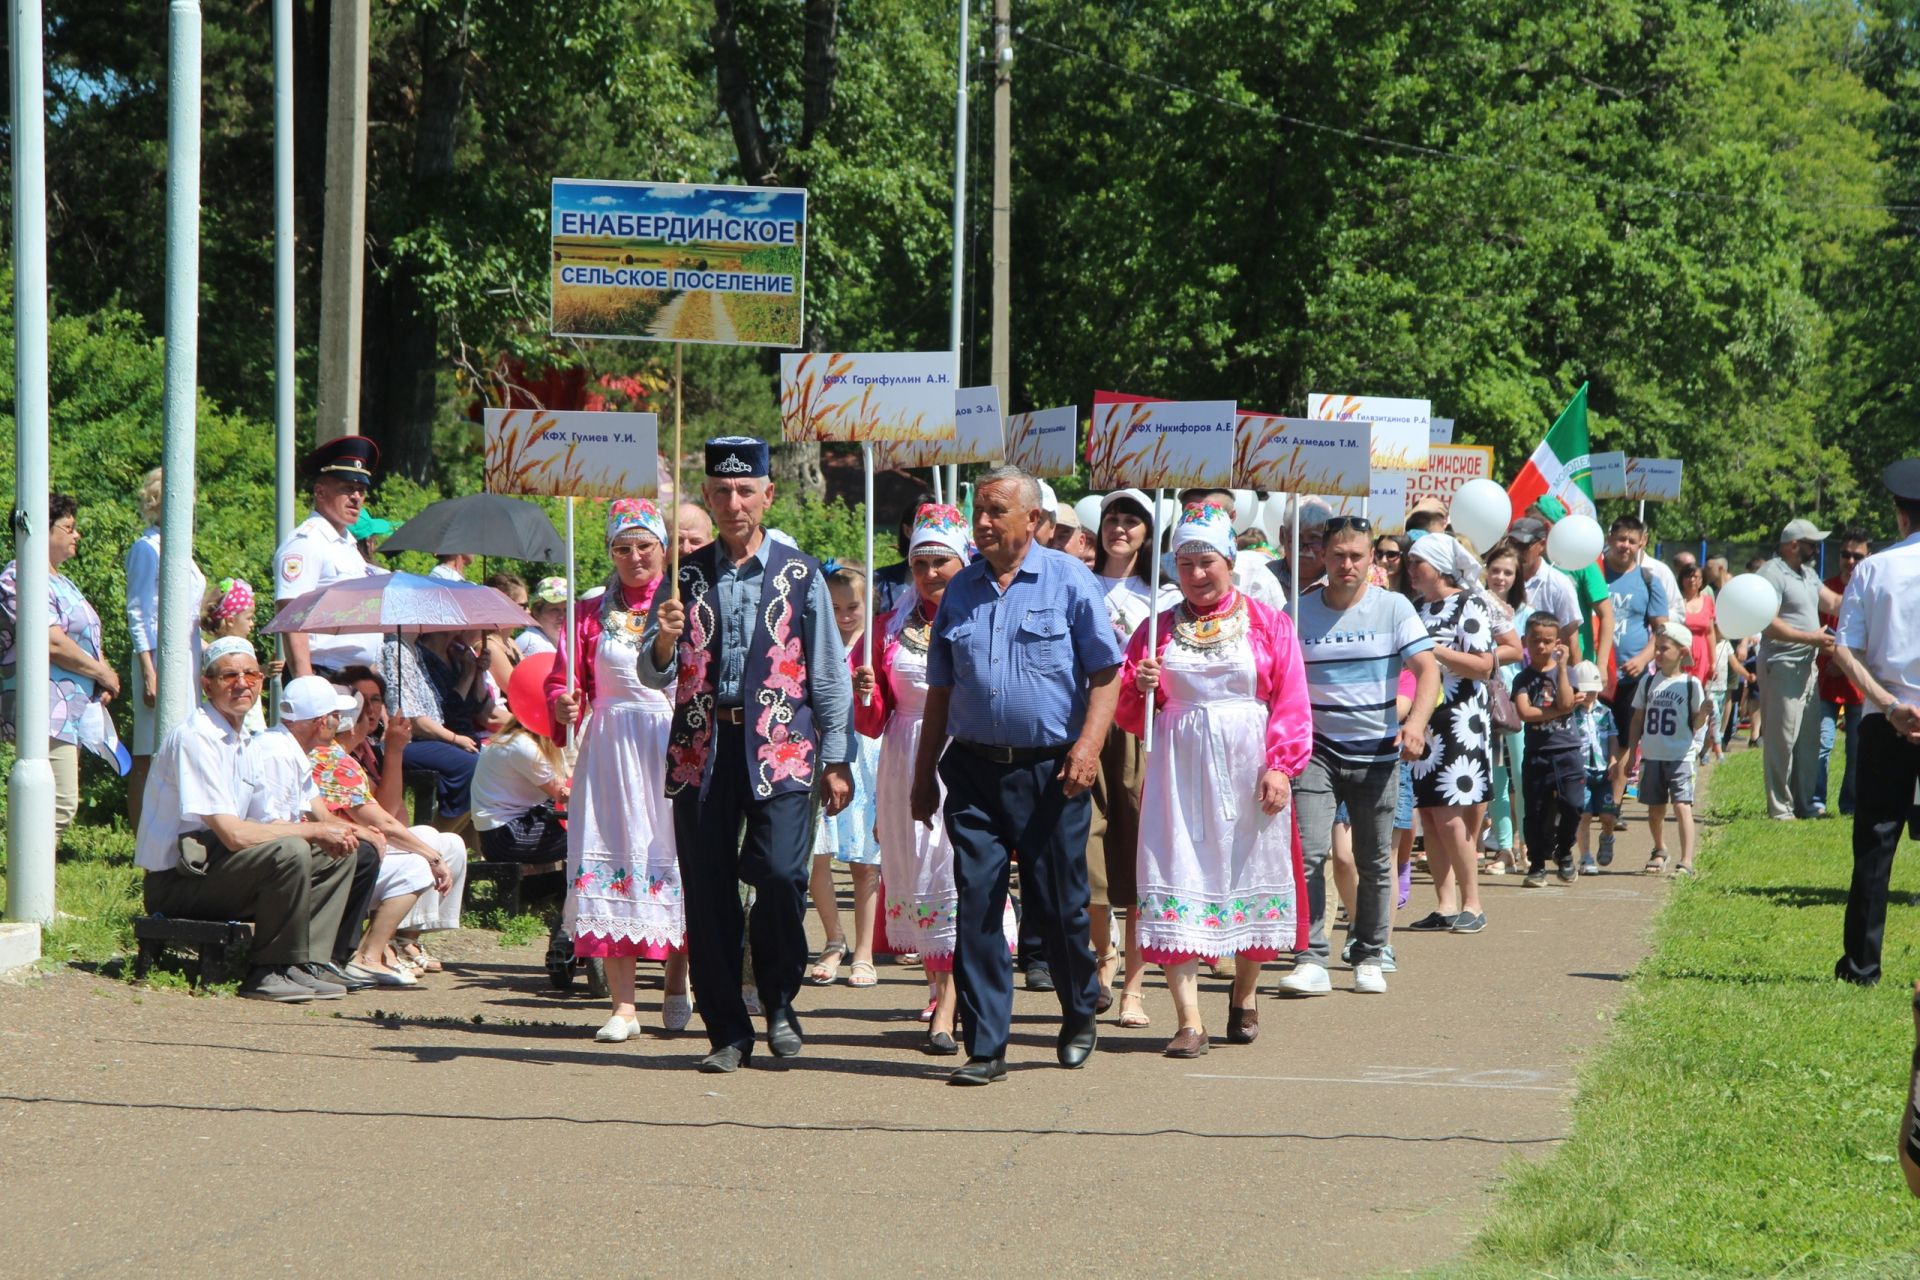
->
[1659, 620, 1696, 664]
[280, 675, 358, 721]
[1780, 518, 1830, 544]
[1572, 661, 1604, 692]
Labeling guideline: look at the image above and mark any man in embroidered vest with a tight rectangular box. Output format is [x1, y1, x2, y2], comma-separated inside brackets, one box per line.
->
[640, 436, 855, 1073]
[910, 465, 1126, 1085]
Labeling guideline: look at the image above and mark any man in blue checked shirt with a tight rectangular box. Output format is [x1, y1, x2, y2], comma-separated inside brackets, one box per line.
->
[910, 465, 1125, 1086]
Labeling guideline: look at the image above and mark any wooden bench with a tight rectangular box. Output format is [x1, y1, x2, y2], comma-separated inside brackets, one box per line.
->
[464, 860, 565, 916]
[132, 915, 255, 986]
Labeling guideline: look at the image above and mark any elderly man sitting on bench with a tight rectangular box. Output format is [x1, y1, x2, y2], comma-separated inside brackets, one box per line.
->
[135, 637, 360, 1002]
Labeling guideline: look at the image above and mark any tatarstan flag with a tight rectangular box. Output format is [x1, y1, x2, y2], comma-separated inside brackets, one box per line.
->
[1507, 383, 1596, 520]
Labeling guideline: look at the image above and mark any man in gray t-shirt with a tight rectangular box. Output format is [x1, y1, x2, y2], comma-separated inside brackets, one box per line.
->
[1757, 518, 1844, 819]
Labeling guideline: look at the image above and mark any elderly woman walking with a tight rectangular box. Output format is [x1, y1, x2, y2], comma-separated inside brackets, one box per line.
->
[1118, 503, 1312, 1057]
[550, 499, 692, 1042]
[1405, 533, 1506, 935]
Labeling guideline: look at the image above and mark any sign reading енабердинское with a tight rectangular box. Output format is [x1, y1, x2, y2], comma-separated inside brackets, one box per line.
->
[550, 178, 806, 347]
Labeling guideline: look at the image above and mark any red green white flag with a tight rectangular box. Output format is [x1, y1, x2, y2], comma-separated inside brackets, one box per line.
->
[1507, 383, 1596, 520]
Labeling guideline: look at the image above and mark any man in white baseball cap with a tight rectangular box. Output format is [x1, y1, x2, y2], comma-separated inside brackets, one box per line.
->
[1757, 517, 1845, 820]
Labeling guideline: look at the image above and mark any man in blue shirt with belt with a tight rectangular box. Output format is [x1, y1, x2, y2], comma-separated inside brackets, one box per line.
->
[911, 465, 1125, 1085]
[643, 437, 854, 1073]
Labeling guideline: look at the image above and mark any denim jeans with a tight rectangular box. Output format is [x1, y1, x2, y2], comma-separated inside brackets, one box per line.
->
[1816, 700, 1861, 815]
[1293, 751, 1399, 967]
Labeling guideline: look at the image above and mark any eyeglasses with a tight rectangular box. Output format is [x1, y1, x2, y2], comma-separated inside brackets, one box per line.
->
[1840, 550, 1868, 562]
[212, 670, 264, 687]
[1377, 549, 1403, 560]
[1323, 516, 1373, 535]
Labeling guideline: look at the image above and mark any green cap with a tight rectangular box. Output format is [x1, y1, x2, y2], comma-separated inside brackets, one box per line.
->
[348, 509, 396, 540]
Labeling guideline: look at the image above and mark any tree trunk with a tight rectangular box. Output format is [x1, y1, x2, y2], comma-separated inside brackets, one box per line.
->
[711, 0, 778, 184]
[360, 4, 471, 484]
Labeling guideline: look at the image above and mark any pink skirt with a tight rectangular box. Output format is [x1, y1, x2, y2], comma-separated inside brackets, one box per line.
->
[572, 933, 683, 961]
[1139, 945, 1282, 967]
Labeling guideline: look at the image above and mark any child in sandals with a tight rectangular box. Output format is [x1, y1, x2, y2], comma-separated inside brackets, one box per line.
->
[1631, 622, 1710, 875]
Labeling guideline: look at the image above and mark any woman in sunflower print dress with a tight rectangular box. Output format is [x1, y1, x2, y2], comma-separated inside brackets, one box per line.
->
[549, 499, 691, 1042]
[1404, 533, 1511, 935]
[1117, 503, 1312, 1058]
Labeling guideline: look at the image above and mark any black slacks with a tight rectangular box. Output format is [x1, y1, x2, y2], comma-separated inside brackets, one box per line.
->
[1838, 714, 1920, 985]
[939, 745, 1099, 1061]
[672, 721, 815, 1052]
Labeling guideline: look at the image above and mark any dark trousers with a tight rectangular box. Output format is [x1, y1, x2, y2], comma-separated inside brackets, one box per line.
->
[143, 834, 355, 967]
[332, 841, 381, 964]
[1522, 746, 1584, 873]
[402, 739, 477, 820]
[672, 721, 815, 1052]
[940, 745, 1099, 1060]
[478, 805, 568, 863]
[1838, 715, 1920, 985]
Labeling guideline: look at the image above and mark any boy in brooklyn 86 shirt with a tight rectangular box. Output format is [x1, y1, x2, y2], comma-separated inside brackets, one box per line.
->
[1631, 621, 1710, 876]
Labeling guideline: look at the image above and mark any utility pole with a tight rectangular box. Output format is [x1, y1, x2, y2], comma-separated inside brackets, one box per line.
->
[7, 0, 54, 942]
[157, 0, 202, 739]
[315, 0, 370, 445]
[945, 0, 969, 502]
[989, 0, 1011, 411]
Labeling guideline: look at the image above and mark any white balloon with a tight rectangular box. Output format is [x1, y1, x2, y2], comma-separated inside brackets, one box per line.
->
[1545, 512, 1604, 572]
[1259, 496, 1287, 543]
[1230, 489, 1259, 532]
[1074, 495, 1104, 532]
[1714, 573, 1783, 640]
[1450, 478, 1513, 556]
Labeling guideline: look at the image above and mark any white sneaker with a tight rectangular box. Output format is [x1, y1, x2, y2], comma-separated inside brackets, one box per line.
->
[1276, 965, 1332, 997]
[594, 1014, 641, 1043]
[1353, 962, 1388, 995]
[661, 993, 694, 1032]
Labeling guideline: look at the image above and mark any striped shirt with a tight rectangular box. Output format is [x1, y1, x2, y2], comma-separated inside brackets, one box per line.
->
[1295, 584, 1435, 763]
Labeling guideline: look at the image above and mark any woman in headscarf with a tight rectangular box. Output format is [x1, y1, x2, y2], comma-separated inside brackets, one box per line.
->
[1091, 489, 1177, 1027]
[851, 503, 1002, 1055]
[1404, 533, 1502, 935]
[549, 499, 691, 1043]
[1118, 502, 1312, 1057]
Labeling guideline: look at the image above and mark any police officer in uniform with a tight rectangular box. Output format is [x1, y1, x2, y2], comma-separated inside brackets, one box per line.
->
[275, 437, 387, 678]
[1831, 459, 1920, 986]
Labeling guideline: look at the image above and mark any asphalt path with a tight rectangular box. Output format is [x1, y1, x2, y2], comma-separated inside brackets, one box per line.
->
[0, 798, 1677, 1279]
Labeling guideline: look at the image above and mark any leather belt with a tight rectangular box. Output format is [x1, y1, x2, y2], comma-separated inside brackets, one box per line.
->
[952, 739, 1072, 765]
[713, 705, 746, 725]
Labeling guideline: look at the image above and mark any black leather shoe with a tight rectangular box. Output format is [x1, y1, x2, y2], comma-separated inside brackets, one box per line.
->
[697, 1044, 751, 1073]
[1057, 1014, 1098, 1068]
[1024, 963, 1056, 992]
[766, 1007, 804, 1058]
[948, 1056, 1007, 1085]
[925, 1028, 959, 1056]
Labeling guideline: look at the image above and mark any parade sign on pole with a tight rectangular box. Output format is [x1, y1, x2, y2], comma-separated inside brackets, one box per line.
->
[1086, 398, 1237, 490]
[1234, 416, 1371, 496]
[483, 408, 660, 499]
[1004, 405, 1078, 477]
[1429, 417, 1455, 446]
[1589, 451, 1628, 500]
[1400, 443, 1495, 513]
[1307, 392, 1432, 472]
[778, 352, 957, 444]
[879, 385, 1002, 468]
[1624, 457, 1684, 502]
[550, 179, 807, 347]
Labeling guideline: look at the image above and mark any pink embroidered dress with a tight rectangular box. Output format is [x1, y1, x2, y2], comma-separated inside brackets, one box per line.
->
[547, 577, 686, 960]
[1116, 591, 1313, 964]
[856, 601, 1017, 971]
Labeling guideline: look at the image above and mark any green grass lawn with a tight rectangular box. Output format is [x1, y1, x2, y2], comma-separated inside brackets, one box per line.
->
[1432, 746, 1920, 1280]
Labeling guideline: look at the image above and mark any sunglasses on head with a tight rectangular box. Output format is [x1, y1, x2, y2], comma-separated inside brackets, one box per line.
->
[1323, 516, 1373, 535]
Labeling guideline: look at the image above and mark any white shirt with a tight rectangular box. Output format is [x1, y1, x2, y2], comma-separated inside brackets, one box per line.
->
[1234, 550, 1289, 613]
[516, 628, 557, 657]
[1633, 671, 1704, 763]
[274, 513, 389, 669]
[428, 563, 466, 581]
[470, 732, 559, 831]
[1524, 563, 1583, 631]
[123, 525, 206, 656]
[135, 704, 255, 871]
[245, 725, 325, 824]
[1836, 531, 1920, 718]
